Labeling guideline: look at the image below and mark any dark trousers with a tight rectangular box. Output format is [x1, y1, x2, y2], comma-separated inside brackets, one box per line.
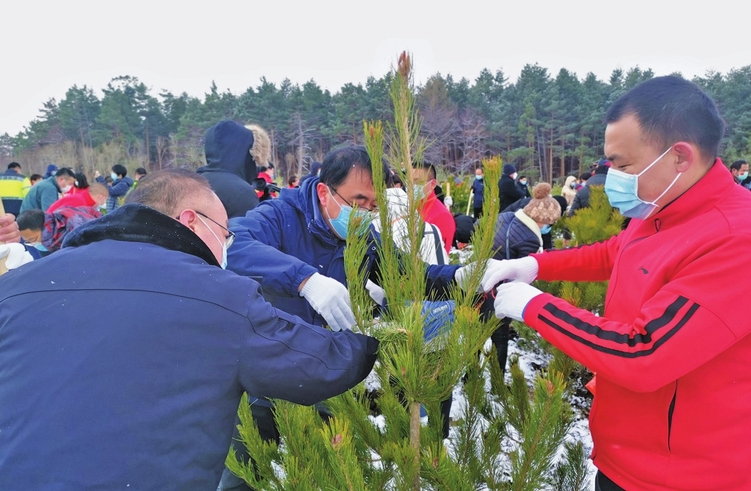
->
[490, 318, 512, 375]
[473, 206, 483, 220]
[595, 471, 625, 491]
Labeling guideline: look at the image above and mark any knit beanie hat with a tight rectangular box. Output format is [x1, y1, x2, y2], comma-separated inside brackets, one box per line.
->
[503, 164, 517, 175]
[523, 183, 561, 224]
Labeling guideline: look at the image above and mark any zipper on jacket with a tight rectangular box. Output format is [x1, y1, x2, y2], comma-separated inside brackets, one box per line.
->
[667, 381, 677, 452]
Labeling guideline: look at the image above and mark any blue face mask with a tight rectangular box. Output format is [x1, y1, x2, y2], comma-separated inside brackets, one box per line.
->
[28, 243, 48, 252]
[110, 172, 119, 180]
[604, 146, 679, 220]
[475, 175, 483, 180]
[539, 224, 552, 234]
[325, 187, 371, 240]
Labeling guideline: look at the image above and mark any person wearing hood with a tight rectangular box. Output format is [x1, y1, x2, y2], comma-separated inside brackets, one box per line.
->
[42, 164, 58, 179]
[197, 120, 271, 218]
[498, 164, 523, 212]
[561, 175, 578, 208]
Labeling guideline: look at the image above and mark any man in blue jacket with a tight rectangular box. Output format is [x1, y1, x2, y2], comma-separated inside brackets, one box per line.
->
[0, 169, 378, 490]
[228, 144, 462, 331]
[221, 144, 483, 490]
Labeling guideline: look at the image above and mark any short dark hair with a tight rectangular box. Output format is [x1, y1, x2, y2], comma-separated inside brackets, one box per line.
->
[730, 160, 748, 171]
[125, 168, 215, 217]
[112, 164, 128, 177]
[257, 166, 268, 173]
[287, 175, 298, 186]
[417, 162, 437, 180]
[7, 162, 21, 170]
[605, 76, 725, 163]
[30, 174, 42, 182]
[17, 209, 45, 232]
[55, 167, 75, 179]
[135, 167, 147, 176]
[319, 144, 389, 189]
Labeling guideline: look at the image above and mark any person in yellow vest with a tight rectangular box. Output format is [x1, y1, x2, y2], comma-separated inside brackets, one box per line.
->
[0, 162, 32, 217]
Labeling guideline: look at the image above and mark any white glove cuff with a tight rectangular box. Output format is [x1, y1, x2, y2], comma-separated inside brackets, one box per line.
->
[517, 256, 540, 284]
[300, 272, 325, 299]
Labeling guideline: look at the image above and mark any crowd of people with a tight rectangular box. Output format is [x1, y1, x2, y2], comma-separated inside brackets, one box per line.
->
[1, 76, 750, 491]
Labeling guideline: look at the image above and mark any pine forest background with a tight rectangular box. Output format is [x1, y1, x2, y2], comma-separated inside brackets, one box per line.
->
[2, 64, 750, 183]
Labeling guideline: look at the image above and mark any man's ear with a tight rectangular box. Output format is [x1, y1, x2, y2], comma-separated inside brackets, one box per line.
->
[672, 142, 698, 172]
[316, 182, 329, 206]
[176, 209, 199, 233]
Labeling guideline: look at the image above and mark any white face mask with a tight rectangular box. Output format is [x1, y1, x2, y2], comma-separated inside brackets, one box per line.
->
[197, 215, 228, 269]
[61, 184, 72, 193]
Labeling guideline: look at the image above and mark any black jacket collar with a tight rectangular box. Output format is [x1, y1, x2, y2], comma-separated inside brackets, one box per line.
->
[62, 203, 220, 267]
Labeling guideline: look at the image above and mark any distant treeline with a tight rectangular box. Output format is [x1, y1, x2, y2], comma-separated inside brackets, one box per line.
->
[2, 64, 750, 182]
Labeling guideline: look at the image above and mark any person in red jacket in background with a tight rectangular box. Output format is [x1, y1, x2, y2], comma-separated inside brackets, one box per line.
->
[412, 163, 455, 255]
[48, 182, 109, 213]
[485, 76, 751, 490]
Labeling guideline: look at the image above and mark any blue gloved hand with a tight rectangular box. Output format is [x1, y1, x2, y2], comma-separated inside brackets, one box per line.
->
[421, 300, 455, 343]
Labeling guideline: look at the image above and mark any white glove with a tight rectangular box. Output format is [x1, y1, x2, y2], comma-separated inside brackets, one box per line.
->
[0, 243, 34, 274]
[365, 279, 386, 307]
[480, 257, 539, 292]
[454, 260, 483, 292]
[443, 195, 453, 210]
[493, 281, 543, 322]
[300, 273, 356, 331]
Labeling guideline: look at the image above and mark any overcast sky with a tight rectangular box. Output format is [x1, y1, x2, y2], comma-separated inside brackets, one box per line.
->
[2, 0, 748, 136]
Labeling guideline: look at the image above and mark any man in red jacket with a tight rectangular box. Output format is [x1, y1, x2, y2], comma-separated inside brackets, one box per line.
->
[413, 163, 455, 254]
[484, 76, 751, 490]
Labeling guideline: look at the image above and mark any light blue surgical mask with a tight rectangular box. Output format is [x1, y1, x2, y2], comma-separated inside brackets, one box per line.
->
[738, 172, 748, 182]
[110, 172, 119, 180]
[539, 224, 552, 234]
[325, 186, 371, 240]
[412, 184, 426, 201]
[475, 175, 483, 180]
[197, 215, 228, 269]
[604, 146, 679, 220]
[28, 242, 48, 252]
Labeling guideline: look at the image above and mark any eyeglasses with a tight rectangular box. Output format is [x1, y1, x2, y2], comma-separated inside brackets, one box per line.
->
[195, 210, 235, 248]
[330, 187, 377, 213]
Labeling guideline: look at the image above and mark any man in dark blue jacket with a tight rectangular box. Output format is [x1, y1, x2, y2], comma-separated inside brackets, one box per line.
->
[228, 144, 462, 331]
[0, 169, 378, 490]
[222, 145, 471, 490]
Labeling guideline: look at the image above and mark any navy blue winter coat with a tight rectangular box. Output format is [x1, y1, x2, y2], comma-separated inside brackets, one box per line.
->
[228, 177, 460, 327]
[197, 120, 260, 218]
[471, 177, 484, 209]
[0, 204, 377, 490]
[491, 210, 542, 260]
